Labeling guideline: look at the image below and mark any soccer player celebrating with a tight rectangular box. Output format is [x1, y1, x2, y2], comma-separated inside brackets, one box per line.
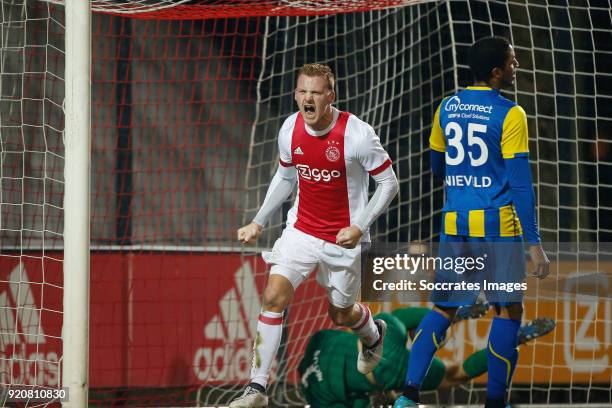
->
[394, 37, 550, 408]
[300, 305, 555, 408]
[232, 63, 399, 408]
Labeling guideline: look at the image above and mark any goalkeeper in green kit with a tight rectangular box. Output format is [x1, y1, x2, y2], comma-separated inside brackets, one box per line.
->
[298, 305, 554, 408]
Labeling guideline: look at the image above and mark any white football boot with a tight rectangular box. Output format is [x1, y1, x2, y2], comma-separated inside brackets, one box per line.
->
[357, 318, 387, 374]
[228, 384, 268, 408]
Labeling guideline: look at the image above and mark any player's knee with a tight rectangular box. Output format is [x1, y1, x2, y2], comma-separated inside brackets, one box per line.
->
[262, 286, 290, 312]
[327, 306, 353, 327]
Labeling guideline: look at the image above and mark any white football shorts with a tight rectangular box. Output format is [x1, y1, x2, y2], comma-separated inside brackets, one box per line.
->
[262, 225, 365, 308]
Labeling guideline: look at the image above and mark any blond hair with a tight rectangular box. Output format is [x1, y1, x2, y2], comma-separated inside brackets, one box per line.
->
[297, 63, 335, 91]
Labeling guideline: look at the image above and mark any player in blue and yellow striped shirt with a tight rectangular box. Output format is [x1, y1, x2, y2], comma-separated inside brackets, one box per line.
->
[431, 86, 531, 238]
[395, 37, 550, 408]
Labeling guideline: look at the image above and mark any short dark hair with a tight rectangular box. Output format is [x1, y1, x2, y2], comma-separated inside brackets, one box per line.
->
[469, 36, 512, 82]
[297, 63, 335, 91]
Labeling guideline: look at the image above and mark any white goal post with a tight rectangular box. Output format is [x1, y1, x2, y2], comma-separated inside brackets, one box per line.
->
[62, 0, 90, 407]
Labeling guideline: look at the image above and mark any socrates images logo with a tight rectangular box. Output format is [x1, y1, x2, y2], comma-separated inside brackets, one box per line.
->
[0, 263, 60, 385]
[445, 96, 461, 112]
[193, 261, 277, 381]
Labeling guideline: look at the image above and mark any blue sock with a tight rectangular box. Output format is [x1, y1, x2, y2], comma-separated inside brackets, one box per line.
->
[487, 317, 520, 400]
[405, 309, 451, 388]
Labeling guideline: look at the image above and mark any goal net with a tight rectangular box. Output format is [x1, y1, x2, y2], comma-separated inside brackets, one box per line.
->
[1, 0, 610, 407]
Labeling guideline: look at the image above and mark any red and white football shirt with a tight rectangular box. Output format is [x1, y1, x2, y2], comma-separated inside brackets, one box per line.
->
[277, 108, 392, 243]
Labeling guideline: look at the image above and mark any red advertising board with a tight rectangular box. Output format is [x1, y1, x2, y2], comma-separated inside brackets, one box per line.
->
[0, 252, 333, 388]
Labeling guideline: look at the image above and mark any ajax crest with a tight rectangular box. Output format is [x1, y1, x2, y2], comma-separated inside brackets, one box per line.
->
[325, 145, 340, 162]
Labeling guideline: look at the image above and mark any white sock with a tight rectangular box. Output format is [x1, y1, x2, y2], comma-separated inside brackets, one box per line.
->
[351, 303, 379, 347]
[250, 310, 283, 388]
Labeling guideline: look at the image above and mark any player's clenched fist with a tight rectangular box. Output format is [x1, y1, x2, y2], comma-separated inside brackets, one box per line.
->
[335, 225, 363, 249]
[237, 222, 263, 245]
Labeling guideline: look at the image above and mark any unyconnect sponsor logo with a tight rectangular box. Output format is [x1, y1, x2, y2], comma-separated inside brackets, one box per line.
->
[445, 95, 493, 114]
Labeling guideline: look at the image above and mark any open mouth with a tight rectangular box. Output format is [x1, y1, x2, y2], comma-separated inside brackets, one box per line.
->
[304, 105, 315, 115]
